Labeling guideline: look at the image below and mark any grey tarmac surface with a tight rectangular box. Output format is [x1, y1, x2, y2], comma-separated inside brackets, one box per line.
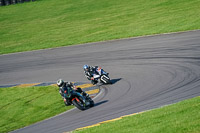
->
[0, 30, 200, 133]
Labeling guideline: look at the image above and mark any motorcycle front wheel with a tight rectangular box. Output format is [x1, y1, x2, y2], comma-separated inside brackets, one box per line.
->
[101, 75, 111, 84]
[72, 97, 86, 111]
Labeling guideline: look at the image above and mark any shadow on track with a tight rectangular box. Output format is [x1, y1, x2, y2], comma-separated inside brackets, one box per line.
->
[110, 78, 122, 84]
[96, 78, 121, 86]
[94, 100, 108, 107]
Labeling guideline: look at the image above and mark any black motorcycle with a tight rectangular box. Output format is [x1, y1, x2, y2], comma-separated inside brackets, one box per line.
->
[64, 87, 94, 111]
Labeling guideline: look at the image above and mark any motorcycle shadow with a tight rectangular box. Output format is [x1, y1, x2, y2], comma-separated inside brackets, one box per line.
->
[94, 100, 108, 107]
[110, 78, 122, 84]
[96, 78, 122, 86]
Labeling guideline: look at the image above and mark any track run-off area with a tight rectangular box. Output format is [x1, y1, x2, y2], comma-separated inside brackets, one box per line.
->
[0, 30, 200, 133]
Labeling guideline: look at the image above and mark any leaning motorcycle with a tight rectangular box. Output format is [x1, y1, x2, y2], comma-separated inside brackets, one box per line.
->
[92, 67, 111, 84]
[64, 88, 94, 111]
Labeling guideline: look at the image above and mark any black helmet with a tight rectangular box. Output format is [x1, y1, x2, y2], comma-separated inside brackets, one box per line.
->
[57, 79, 64, 87]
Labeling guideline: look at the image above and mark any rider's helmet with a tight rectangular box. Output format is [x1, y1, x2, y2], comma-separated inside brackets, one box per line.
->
[57, 79, 64, 87]
[83, 64, 89, 71]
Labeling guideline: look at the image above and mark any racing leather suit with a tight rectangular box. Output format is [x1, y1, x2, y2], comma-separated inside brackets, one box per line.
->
[84, 66, 99, 85]
[59, 82, 88, 106]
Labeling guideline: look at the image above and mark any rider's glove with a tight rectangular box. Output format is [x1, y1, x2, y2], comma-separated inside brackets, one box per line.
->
[64, 98, 66, 102]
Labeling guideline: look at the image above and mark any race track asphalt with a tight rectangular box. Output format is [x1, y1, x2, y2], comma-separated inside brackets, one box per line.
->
[1, 30, 200, 133]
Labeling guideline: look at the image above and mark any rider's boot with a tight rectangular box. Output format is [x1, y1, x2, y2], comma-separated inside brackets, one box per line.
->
[82, 91, 89, 98]
[91, 80, 98, 85]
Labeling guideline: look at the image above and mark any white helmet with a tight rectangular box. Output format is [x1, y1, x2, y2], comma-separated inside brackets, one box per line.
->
[57, 79, 64, 87]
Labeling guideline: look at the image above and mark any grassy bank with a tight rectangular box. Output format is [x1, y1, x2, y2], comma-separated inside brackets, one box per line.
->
[0, 86, 73, 133]
[0, 0, 200, 54]
[75, 96, 200, 133]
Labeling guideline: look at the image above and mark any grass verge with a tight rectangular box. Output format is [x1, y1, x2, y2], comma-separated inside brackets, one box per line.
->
[0, 0, 200, 54]
[0, 86, 73, 133]
[75, 96, 200, 133]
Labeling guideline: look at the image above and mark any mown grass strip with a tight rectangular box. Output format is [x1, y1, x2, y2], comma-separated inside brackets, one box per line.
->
[75, 96, 200, 133]
[0, 86, 74, 133]
[0, 0, 200, 54]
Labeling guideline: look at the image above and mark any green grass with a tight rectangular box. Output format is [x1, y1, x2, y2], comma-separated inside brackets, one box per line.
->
[0, 87, 199, 133]
[0, 86, 73, 133]
[75, 96, 200, 133]
[0, 0, 200, 54]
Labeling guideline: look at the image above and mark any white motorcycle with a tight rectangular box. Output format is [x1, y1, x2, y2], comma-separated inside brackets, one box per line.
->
[92, 67, 111, 84]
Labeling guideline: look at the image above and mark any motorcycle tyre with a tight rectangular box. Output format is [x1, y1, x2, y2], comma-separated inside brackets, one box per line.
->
[72, 99, 86, 111]
[101, 76, 111, 84]
[89, 98, 94, 107]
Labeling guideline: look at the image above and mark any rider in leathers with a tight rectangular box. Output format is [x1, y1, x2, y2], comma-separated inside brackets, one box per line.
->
[57, 79, 89, 106]
[83, 65, 101, 85]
